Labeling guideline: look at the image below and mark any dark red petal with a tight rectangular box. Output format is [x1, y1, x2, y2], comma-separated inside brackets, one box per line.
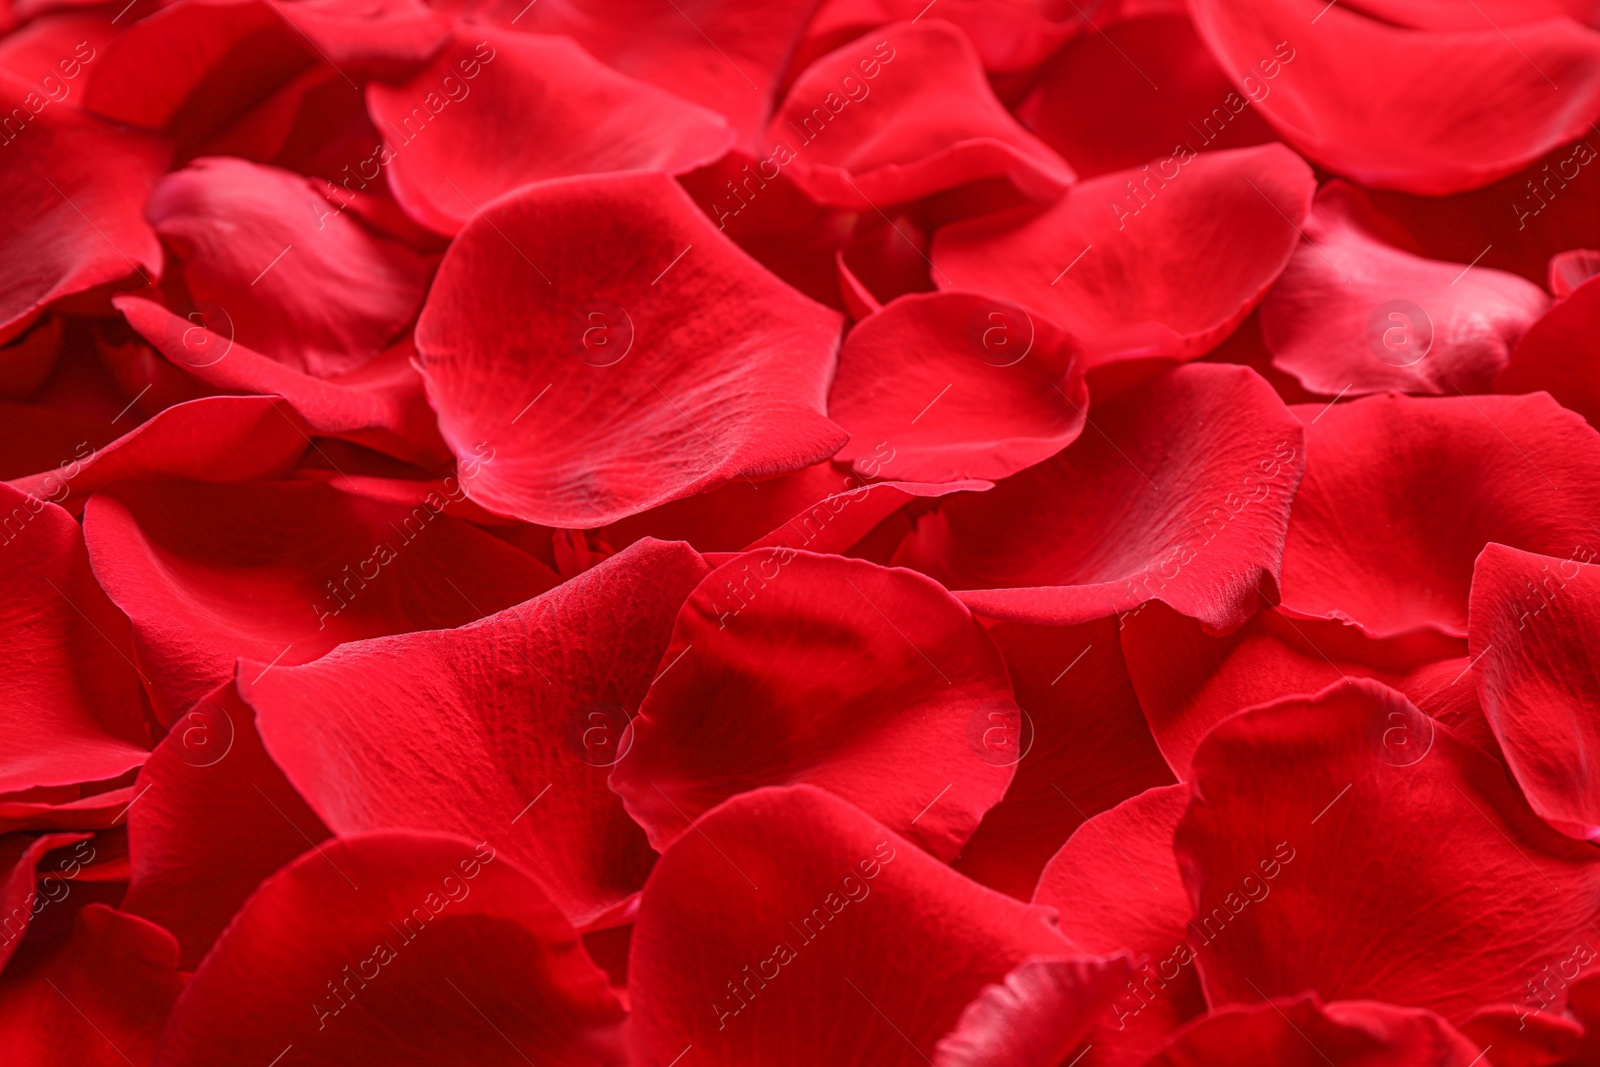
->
[628, 784, 1082, 1066]
[931, 955, 1134, 1067]
[612, 550, 1018, 859]
[1034, 785, 1206, 1067]
[6, 395, 309, 509]
[0, 72, 166, 344]
[1470, 542, 1600, 839]
[414, 171, 846, 527]
[0, 831, 92, 972]
[1278, 391, 1600, 639]
[1122, 602, 1485, 778]
[932, 144, 1314, 362]
[828, 292, 1087, 482]
[1021, 11, 1274, 179]
[84, 478, 555, 722]
[150, 831, 625, 1067]
[0, 905, 179, 1067]
[121, 681, 332, 969]
[1147, 996, 1486, 1066]
[954, 619, 1176, 901]
[0, 482, 148, 795]
[238, 539, 708, 928]
[1262, 183, 1549, 397]
[769, 20, 1072, 210]
[894, 363, 1304, 634]
[116, 294, 450, 466]
[1189, 0, 1600, 194]
[1496, 270, 1600, 430]
[794, 0, 1086, 78]
[1176, 678, 1600, 1022]
[147, 157, 432, 378]
[369, 29, 733, 236]
[0, 786, 140, 836]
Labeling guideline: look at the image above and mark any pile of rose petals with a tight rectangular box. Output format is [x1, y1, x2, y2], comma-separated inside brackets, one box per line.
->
[7, 0, 1600, 1063]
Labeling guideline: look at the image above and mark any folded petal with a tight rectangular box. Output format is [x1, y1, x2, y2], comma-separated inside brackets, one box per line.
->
[894, 363, 1304, 633]
[768, 21, 1072, 210]
[147, 157, 432, 378]
[1262, 183, 1550, 396]
[1176, 677, 1600, 1022]
[1189, 0, 1600, 194]
[414, 170, 847, 527]
[1147, 996, 1487, 1066]
[0, 905, 179, 1067]
[0, 831, 92, 972]
[612, 550, 1019, 859]
[238, 538, 708, 927]
[931, 955, 1134, 1067]
[1278, 391, 1600, 638]
[828, 291, 1087, 482]
[1470, 542, 1600, 839]
[628, 784, 1083, 1066]
[369, 29, 733, 236]
[0, 482, 149, 796]
[150, 831, 626, 1066]
[0, 71, 166, 344]
[932, 144, 1314, 361]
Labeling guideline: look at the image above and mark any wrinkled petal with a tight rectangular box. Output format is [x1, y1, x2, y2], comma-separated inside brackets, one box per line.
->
[611, 550, 1019, 860]
[894, 363, 1304, 634]
[932, 144, 1314, 362]
[414, 170, 846, 527]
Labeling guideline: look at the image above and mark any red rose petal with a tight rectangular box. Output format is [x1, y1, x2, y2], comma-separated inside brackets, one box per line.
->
[1021, 11, 1275, 179]
[768, 20, 1072, 210]
[0, 482, 148, 796]
[932, 144, 1314, 362]
[414, 170, 847, 527]
[1033, 785, 1205, 1067]
[0, 831, 92, 972]
[85, 478, 558, 725]
[930, 955, 1134, 1067]
[238, 538, 709, 928]
[828, 291, 1087, 482]
[628, 784, 1086, 1066]
[147, 156, 432, 378]
[1470, 543, 1600, 839]
[894, 363, 1304, 634]
[1176, 677, 1600, 1022]
[0, 905, 179, 1067]
[1341, 0, 1600, 30]
[1278, 391, 1600, 639]
[794, 0, 1087, 78]
[954, 619, 1176, 901]
[1146, 996, 1485, 1066]
[612, 550, 1018, 860]
[1262, 183, 1550, 397]
[1495, 269, 1600, 430]
[150, 831, 625, 1067]
[1188, 0, 1600, 194]
[0, 71, 166, 345]
[1549, 248, 1600, 296]
[368, 29, 733, 237]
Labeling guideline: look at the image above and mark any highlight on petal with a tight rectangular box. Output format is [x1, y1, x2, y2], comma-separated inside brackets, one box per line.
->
[1146, 996, 1486, 1066]
[611, 550, 1019, 860]
[84, 478, 556, 721]
[828, 292, 1087, 483]
[147, 157, 432, 378]
[931, 955, 1133, 1067]
[894, 363, 1304, 634]
[1496, 268, 1600, 430]
[122, 683, 331, 969]
[932, 144, 1314, 362]
[1470, 543, 1600, 839]
[1175, 678, 1600, 1022]
[1188, 0, 1600, 194]
[368, 29, 734, 237]
[0, 71, 166, 345]
[413, 170, 847, 527]
[628, 784, 1086, 1067]
[150, 831, 626, 1067]
[0, 482, 149, 796]
[1261, 183, 1549, 396]
[1278, 391, 1600, 638]
[238, 539, 709, 928]
[768, 20, 1072, 210]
